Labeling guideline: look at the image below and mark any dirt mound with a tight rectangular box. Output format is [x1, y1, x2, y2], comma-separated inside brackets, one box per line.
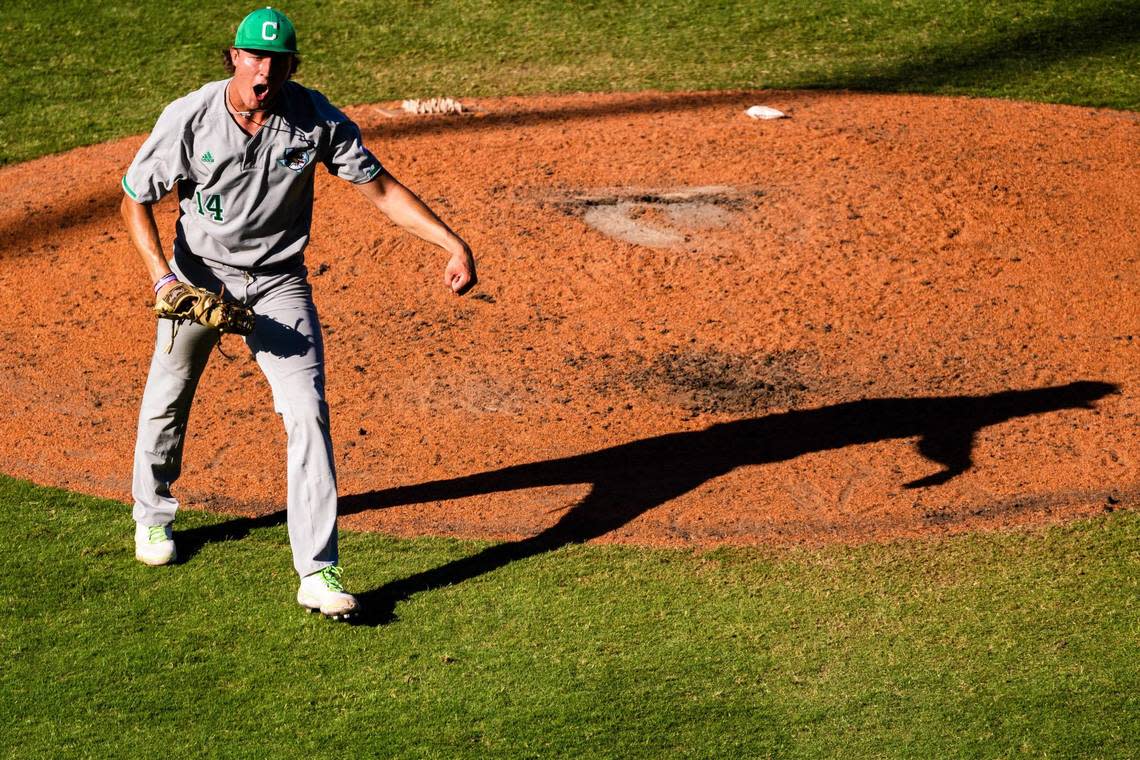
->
[0, 90, 1136, 549]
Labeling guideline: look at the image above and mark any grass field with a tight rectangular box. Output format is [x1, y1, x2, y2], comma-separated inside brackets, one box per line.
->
[2, 1, 1139, 757]
[1, 0, 1138, 163]
[1, 476, 1136, 758]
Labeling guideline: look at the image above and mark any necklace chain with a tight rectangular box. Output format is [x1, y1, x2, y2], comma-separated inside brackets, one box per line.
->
[225, 82, 269, 122]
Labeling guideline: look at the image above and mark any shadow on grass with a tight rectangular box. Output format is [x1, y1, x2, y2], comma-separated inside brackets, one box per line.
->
[337, 381, 1115, 624]
[801, 1, 1140, 97]
[353, 1, 1140, 148]
[175, 510, 285, 566]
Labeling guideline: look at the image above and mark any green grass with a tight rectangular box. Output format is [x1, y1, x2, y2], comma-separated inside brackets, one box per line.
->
[1, 0, 1138, 163]
[1, 475, 1137, 758]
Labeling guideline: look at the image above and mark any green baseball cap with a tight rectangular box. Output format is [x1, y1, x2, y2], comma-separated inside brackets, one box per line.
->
[234, 7, 298, 54]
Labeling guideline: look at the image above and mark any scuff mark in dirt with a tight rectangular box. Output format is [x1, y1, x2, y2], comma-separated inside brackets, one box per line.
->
[640, 347, 811, 414]
[567, 347, 813, 415]
[542, 186, 764, 247]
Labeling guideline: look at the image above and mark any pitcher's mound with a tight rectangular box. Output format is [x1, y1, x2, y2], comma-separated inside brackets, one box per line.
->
[0, 90, 1136, 548]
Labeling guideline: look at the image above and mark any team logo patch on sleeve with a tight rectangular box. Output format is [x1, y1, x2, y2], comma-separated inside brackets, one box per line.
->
[278, 147, 313, 173]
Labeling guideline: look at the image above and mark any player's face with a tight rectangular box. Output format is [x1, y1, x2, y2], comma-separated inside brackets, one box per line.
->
[230, 48, 293, 109]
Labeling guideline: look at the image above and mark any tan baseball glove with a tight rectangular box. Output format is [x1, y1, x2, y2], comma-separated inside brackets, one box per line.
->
[154, 282, 256, 336]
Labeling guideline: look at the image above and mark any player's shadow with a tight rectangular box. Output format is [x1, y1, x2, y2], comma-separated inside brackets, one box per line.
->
[174, 510, 285, 565]
[335, 380, 1115, 625]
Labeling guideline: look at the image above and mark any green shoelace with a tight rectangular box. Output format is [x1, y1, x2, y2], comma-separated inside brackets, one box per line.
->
[320, 565, 346, 592]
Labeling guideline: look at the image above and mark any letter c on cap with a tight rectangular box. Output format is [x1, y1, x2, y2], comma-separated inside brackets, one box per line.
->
[261, 21, 279, 41]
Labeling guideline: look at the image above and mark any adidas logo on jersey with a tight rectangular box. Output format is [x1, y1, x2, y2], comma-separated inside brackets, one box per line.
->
[201, 151, 215, 163]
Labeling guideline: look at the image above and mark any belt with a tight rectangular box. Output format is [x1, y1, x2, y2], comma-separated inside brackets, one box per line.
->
[176, 249, 305, 277]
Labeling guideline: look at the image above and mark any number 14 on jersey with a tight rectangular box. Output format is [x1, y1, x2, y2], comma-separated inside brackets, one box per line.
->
[194, 191, 225, 222]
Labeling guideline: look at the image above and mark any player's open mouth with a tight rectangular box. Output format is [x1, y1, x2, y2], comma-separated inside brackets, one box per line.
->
[253, 83, 269, 99]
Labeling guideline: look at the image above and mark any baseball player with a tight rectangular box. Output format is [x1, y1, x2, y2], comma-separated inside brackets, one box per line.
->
[120, 7, 476, 620]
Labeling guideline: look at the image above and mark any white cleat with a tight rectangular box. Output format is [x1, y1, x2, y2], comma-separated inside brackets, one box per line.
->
[135, 522, 177, 566]
[297, 565, 360, 621]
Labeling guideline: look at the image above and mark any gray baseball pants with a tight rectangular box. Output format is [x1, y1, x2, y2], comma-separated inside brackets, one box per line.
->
[131, 251, 338, 578]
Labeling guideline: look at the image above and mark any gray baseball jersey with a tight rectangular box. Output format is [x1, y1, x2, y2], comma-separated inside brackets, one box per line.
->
[122, 79, 382, 270]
